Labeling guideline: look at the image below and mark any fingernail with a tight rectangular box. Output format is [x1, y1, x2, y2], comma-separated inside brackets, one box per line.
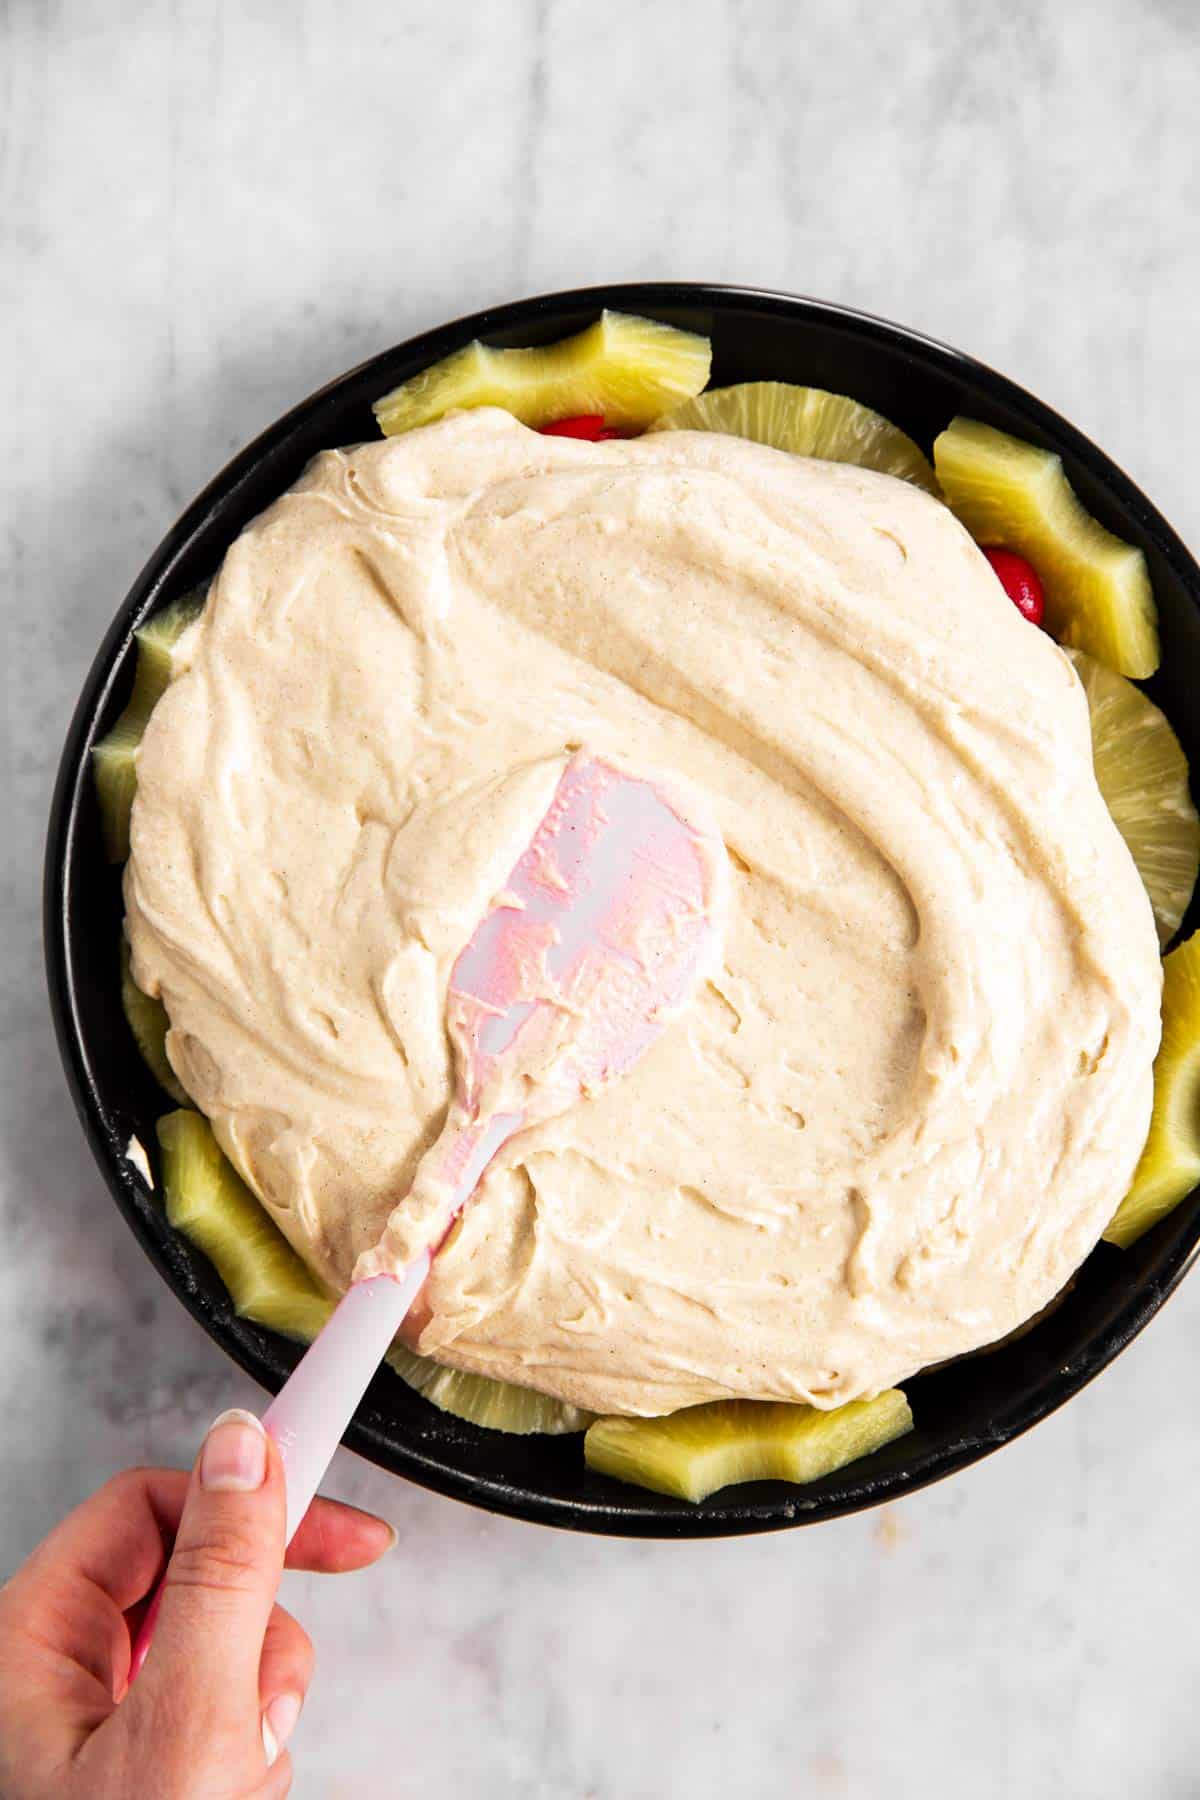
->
[262, 1692, 302, 1767]
[199, 1409, 268, 1492]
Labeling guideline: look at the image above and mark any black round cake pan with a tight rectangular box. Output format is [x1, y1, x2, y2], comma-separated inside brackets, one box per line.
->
[45, 284, 1200, 1537]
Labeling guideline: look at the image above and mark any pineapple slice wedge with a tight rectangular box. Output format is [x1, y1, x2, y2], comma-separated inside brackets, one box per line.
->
[121, 938, 188, 1105]
[1067, 649, 1199, 946]
[584, 1390, 912, 1504]
[373, 310, 711, 436]
[651, 381, 939, 494]
[933, 417, 1159, 678]
[155, 1109, 589, 1431]
[93, 592, 204, 861]
[1105, 932, 1200, 1247]
[158, 1110, 336, 1343]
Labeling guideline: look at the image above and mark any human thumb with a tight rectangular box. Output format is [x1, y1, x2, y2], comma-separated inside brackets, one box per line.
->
[136, 1410, 285, 1732]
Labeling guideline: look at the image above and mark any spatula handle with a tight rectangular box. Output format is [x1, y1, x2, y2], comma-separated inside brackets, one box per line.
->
[263, 1254, 432, 1542]
[129, 1254, 430, 1684]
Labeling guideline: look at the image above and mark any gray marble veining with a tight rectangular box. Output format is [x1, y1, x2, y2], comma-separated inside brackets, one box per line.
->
[3, 2, 1199, 1794]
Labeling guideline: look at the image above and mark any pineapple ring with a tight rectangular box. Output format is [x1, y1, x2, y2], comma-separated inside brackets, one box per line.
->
[93, 592, 204, 861]
[934, 417, 1159, 678]
[386, 1343, 593, 1436]
[159, 1109, 337, 1345]
[584, 1390, 912, 1503]
[1105, 932, 1200, 1248]
[650, 380, 940, 494]
[1067, 649, 1199, 947]
[373, 310, 711, 436]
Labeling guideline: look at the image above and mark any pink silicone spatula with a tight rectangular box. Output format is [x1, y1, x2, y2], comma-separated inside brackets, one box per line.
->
[131, 751, 727, 1675]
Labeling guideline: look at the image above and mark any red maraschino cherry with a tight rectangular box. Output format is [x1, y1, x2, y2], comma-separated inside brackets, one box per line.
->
[539, 415, 621, 441]
[982, 547, 1045, 627]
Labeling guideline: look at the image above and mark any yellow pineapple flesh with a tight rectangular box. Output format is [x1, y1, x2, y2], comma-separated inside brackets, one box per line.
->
[584, 1390, 912, 1503]
[1067, 649, 1199, 946]
[373, 310, 711, 436]
[1105, 932, 1200, 1247]
[933, 417, 1159, 678]
[386, 1342, 593, 1436]
[93, 593, 204, 861]
[652, 381, 939, 493]
[158, 1110, 336, 1342]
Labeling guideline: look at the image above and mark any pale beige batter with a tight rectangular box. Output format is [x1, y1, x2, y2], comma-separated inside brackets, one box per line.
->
[125, 409, 1162, 1416]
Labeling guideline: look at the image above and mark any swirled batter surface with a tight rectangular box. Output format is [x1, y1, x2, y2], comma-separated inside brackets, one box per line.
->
[126, 410, 1161, 1414]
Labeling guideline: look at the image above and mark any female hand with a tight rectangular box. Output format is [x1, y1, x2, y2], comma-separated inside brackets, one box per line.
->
[0, 1410, 395, 1797]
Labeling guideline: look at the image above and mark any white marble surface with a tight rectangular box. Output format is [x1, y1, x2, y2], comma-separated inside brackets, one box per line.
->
[4, 2, 1200, 1794]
